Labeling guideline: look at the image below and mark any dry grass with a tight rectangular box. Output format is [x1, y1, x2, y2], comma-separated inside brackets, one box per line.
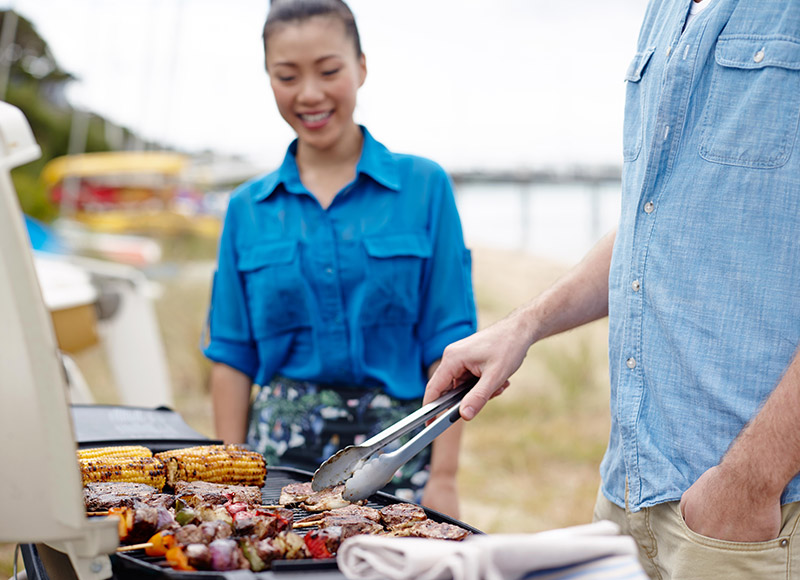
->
[0, 244, 611, 576]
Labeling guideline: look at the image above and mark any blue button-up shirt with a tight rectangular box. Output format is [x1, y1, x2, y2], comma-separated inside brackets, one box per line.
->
[204, 127, 477, 400]
[602, 0, 800, 511]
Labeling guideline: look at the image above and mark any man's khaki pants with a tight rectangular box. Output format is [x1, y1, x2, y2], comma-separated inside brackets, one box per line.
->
[593, 487, 800, 579]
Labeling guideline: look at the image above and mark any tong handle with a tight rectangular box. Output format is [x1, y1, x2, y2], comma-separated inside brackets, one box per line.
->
[359, 376, 477, 451]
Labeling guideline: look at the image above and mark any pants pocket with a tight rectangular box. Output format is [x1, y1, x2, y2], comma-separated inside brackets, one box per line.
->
[669, 501, 794, 580]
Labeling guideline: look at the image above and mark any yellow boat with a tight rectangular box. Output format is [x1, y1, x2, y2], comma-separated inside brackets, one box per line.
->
[42, 151, 222, 238]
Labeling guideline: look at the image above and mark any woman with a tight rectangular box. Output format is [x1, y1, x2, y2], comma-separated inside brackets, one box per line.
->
[203, 0, 476, 517]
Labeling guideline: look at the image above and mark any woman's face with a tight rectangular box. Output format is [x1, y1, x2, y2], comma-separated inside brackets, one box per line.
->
[265, 16, 366, 152]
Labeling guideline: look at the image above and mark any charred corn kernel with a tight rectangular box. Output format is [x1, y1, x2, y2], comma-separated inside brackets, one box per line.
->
[80, 456, 166, 491]
[155, 444, 266, 487]
[77, 445, 153, 461]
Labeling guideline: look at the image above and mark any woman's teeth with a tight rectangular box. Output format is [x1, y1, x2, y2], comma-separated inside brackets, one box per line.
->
[301, 112, 330, 122]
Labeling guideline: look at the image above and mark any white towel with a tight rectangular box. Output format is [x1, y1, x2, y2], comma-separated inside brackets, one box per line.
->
[336, 520, 648, 580]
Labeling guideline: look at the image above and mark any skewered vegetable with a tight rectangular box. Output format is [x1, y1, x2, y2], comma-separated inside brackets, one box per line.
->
[79, 456, 166, 491]
[155, 444, 267, 487]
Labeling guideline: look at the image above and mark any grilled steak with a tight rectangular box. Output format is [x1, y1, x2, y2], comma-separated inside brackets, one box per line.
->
[83, 482, 160, 511]
[379, 503, 427, 529]
[173, 480, 262, 507]
[388, 519, 471, 540]
[278, 481, 314, 506]
[300, 484, 364, 512]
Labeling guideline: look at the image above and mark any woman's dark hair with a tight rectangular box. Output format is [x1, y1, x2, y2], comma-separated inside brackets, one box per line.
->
[263, 0, 362, 59]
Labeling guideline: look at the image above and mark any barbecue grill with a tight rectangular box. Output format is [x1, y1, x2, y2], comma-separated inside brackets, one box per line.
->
[20, 408, 481, 580]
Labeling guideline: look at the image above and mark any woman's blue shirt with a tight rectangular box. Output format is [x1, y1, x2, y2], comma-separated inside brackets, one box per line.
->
[203, 127, 477, 400]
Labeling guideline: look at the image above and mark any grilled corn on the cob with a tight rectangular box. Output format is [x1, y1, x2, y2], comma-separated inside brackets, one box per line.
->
[79, 456, 166, 491]
[77, 445, 153, 461]
[155, 444, 266, 487]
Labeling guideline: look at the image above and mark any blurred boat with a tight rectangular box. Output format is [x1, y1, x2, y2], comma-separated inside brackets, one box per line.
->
[41, 150, 222, 238]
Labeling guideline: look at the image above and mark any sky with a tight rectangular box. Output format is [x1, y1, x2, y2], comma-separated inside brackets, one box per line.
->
[2, 0, 649, 173]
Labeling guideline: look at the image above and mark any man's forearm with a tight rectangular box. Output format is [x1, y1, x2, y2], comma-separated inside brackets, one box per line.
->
[681, 347, 800, 541]
[210, 363, 253, 444]
[722, 347, 800, 499]
[517, 228, 615, 344]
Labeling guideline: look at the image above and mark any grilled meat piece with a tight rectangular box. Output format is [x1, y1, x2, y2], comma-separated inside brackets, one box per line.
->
[379, 503, 427, 529]
[173, 480, 262, 507]
[298, 504, 381, 524]
[209, 538, 249, 571]
[184, 543, 212, 570]
[300, 484, 364, 512]
[278, 481, 314, 506]
[83, 482, 160, 511]
[298, 511, 384, 537]
[232, 509, 290, 539]
[173, 520, 233, 545]
[125, 505, 161, 544]
[144, 493, 177, 511]
[327, 516, 384, 537]
[388, 519, 471, 541]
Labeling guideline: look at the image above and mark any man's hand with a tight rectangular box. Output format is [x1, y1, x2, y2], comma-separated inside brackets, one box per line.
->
[679, 464, 781, 542]
[424, 311, 534, 420]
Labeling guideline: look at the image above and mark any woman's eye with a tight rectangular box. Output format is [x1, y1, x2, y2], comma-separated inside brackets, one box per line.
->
[321, 68, 340, 77]
[277, 75, 296, 82]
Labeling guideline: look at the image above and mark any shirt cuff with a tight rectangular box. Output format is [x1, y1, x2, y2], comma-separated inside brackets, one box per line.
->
[203, 337, 259, 380]
[421, 322, 476, 369]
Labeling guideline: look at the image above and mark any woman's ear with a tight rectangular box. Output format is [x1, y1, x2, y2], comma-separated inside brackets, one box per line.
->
[358, 53, 367, 88]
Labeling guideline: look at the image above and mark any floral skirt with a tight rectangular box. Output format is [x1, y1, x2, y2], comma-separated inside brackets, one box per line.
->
[247, 376, 431, 503]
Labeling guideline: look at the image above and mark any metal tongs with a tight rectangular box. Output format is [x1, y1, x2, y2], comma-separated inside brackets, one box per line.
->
[311, 376, 478, 501]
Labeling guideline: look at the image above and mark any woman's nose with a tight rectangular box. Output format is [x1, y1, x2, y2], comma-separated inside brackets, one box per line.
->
[297, 78, 324, 103]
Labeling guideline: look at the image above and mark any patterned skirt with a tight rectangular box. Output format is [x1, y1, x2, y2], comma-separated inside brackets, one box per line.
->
[247, 376, 431, 504]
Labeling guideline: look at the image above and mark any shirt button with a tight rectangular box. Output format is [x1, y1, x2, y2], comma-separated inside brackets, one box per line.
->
[644, 201, 655, 214]
[631, 280, 641, 292]
[780, 538, 789, 548]
[626, 357, 637, 369]
[325, 267, 334, 275]
[666, 45, 672, 57]
[754, 49, 765, 63]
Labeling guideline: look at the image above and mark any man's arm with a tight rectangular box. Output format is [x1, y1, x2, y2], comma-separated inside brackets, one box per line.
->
[210, 362, 253, 444]
[425, 229, 616, 419]
[680, 347, 800, 542]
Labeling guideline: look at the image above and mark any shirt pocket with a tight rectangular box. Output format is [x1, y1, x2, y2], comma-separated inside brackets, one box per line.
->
[699, 36, 800, 169]
[361, 233, 432, 326]
[237, 240, 310, 337]
[623, 46, 655, 162]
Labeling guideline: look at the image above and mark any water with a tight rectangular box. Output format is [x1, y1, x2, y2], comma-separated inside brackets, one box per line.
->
[454, 181, 621, 266]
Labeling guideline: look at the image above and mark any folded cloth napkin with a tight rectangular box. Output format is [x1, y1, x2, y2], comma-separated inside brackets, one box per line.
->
[336, 520, 648, 580]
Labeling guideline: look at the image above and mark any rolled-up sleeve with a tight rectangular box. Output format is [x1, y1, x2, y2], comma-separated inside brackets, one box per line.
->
[203, 200, 259, 379]
[417, 170, 477, 368]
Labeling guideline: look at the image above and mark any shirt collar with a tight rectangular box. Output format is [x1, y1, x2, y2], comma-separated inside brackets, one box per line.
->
[253, 126, 401, 202]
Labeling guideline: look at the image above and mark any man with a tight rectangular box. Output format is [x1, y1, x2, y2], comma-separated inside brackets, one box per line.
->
[425, 0, 800, 577]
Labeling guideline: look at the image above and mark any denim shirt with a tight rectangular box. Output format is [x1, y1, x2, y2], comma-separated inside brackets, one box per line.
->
[603, 0, 800, 511]
[203, 127, 477, 400]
